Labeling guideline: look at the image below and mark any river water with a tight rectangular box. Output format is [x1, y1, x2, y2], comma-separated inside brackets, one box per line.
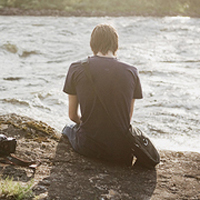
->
[0, 16, 199, 153]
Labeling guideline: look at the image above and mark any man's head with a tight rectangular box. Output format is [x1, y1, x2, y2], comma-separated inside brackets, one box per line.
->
[90, 24, 118, 56]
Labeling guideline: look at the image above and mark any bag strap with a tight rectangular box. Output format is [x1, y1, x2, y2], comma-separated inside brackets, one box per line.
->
[81, 57, 126, 132]
[0, 154, 41, 169]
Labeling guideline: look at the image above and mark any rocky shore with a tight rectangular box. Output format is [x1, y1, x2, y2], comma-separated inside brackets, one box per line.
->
[0, 7, 86, 17]
[0, 113, 200, 199]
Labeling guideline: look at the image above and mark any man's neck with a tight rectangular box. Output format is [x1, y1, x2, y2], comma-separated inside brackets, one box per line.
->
[96, 51, 115, 58]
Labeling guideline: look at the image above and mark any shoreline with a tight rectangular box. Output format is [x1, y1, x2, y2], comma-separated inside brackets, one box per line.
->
[0, 7, 200, 18]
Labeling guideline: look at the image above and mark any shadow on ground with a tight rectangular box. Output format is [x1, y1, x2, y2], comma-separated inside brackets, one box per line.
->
[46, 136, 157, 200]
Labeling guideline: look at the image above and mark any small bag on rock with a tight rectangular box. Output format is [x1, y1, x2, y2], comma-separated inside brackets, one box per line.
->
[0, 133, 41, 169]
[0, 134, 17, 156]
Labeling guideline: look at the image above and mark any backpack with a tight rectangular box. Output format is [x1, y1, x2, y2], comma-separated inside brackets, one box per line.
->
[128, 126, 160, 168]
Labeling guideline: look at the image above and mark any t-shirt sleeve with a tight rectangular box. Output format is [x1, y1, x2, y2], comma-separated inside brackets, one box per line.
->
[63, 64, 77, 95]
[133, 70, 143, 99]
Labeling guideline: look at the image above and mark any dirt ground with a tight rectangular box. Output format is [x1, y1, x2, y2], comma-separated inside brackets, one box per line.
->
[0, 113, 200, 200]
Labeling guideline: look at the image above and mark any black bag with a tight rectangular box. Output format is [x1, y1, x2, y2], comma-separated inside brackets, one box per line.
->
[128, 126, 160, 168]
[0, 133, 41, 169]
[0, 134, 17, 156]
[81, 58, 160, 168]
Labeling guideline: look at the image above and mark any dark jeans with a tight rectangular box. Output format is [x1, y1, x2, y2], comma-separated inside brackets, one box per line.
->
[62, 124, 97, 158]
[62, 124, 80, 153]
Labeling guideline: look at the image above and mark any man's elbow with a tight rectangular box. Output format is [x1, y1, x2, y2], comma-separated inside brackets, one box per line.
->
[69, 113, 76, 121]
[69, 112, 80, 124]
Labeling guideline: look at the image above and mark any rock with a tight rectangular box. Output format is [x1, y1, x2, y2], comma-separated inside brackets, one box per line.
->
[0, 113, 200, 200]
[0, 124, 8, 130]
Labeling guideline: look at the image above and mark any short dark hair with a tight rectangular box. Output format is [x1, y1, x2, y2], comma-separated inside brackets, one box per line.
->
[90, 24, 118, 55]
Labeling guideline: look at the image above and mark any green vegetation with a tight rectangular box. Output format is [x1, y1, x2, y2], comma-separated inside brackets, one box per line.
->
[0, 0, 200, 16]
[0, 177, 35, 200]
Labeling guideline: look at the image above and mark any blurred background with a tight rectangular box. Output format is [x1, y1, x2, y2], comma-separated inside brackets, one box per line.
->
[0, 0, 200, 17]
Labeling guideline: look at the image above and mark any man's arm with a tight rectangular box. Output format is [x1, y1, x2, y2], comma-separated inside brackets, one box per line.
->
[130, 99, 135, 121]
[68, 94, 81, 124]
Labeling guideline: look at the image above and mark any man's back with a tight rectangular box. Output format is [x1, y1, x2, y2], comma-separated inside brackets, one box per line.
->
[64, 55, 142, 143]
